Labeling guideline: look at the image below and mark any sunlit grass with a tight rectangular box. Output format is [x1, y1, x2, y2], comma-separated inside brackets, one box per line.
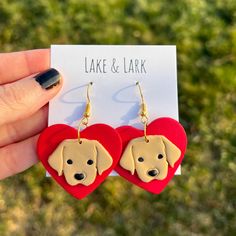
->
[0, 0, 236, 235]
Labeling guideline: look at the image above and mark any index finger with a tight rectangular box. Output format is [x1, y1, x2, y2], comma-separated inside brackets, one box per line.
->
[0, 49, 50, 84]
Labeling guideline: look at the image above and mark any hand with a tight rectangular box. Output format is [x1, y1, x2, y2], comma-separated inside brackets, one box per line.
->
[0, 49, 63, 180]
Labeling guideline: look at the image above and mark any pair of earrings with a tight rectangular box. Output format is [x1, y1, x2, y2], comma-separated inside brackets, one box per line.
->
[37, 82, 187, 199]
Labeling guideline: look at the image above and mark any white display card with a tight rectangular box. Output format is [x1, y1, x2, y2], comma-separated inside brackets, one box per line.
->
[47, 45, 181, 176]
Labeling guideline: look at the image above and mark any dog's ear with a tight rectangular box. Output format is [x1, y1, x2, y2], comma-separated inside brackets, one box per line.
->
[161, 136, 181, 168]
[119, 141, 135, 175]
[95, 141, 113, 175]
[48, 140, 66, 176]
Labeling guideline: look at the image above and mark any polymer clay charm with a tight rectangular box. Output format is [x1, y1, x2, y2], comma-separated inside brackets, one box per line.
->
[119, 135, 181, 183]
[115, 82, 187, 194]
[37, 83, 122, 199]
[48, 138, 113, 186]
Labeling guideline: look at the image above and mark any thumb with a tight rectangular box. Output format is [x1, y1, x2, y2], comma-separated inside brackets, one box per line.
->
[0, 68, 62, 126]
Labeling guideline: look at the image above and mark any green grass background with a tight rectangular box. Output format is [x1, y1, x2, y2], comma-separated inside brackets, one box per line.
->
[0, 0, 236, 235]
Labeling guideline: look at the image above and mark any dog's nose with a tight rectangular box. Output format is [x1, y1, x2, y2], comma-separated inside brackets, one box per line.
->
[74, 173, 84, 180]
[148, 169, 158, 177]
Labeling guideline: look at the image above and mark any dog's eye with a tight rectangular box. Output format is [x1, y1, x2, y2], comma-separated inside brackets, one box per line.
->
[67, 159, 73, 164]
[87, 159, 94, 165]
[158, 154, 163, 159]
[138, 157, 144, 162]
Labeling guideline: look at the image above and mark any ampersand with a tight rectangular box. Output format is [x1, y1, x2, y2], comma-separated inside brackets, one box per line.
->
[111, 58, 119, 73]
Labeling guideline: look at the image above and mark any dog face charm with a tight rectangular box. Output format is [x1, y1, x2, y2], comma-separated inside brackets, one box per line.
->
[48, 139, 113, 186]
[119, 135, 181, 183]
[38, 123, 122, 199]
[115, 118, 187, 194]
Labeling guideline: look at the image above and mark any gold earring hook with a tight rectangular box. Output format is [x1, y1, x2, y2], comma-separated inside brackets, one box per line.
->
[83, 81, 93, 121]
[78, 82, 93, 144]
[86, 81, 92, 104]
[136, 82, 149, 143]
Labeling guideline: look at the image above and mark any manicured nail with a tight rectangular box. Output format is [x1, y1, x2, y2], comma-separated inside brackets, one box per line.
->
[35, 68, 61, 90]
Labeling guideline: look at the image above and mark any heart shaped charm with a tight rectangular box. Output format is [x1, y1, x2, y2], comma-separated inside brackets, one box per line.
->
[115, 117, 187, 194]
[37, 124, 122, 199]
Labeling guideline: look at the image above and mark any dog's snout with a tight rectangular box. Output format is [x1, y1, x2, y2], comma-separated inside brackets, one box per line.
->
[74, 173, 85, 180]
[148, 169, 158, 177]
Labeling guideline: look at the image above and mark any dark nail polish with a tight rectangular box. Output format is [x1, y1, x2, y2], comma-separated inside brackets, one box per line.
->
[35, 68, 61, 90]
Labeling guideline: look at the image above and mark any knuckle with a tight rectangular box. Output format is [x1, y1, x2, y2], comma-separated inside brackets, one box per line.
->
[0, 83, 27, 110]
[5, 123, 19, 144]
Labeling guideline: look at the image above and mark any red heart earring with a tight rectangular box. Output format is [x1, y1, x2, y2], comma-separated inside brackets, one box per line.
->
[115, 82, 187, 194]
[37, 82, 122, 199]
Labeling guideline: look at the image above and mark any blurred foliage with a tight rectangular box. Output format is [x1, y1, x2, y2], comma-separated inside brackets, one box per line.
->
[0, 0, 236, 235]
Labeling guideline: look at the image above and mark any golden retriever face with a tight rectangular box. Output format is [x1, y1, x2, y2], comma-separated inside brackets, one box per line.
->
[48, 139, 113, 186]
[119, 135, 181, 182]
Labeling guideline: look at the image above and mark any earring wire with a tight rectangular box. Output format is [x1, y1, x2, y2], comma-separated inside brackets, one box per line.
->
[136, 82, 149, 143]
[78, 82, 93, 144]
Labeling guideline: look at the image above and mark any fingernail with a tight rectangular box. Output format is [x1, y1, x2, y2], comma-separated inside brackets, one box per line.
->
[35, 68, 61, 90]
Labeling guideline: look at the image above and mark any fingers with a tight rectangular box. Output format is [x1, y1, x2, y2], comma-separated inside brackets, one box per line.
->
[0, 134, 39, 180]
[0, 105, 48, 147]
[0, 49, 49, 84]
[0, 68, 62, 126]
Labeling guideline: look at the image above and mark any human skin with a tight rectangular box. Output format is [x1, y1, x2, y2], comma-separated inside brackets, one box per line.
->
[0, 49, 63, 180]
